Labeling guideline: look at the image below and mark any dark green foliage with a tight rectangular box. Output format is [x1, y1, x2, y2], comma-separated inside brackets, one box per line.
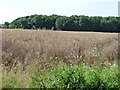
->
[55, 16, 68, 30]
[89, 16, 102, 31]
[31, 15, 43, 29]
[100, 17, 119, 32]
[79, 16, 92, 31]
[8, 14, 120, 32]
[3, 22, 10, 29]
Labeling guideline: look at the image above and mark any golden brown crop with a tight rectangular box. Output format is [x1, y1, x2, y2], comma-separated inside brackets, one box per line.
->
[2, 29, 118, 68]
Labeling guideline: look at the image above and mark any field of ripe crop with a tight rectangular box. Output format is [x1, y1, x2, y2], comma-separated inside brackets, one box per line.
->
[1, 29, 119, 88]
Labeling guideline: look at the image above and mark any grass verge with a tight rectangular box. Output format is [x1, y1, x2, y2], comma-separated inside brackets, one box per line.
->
[2, 59, 119, 89]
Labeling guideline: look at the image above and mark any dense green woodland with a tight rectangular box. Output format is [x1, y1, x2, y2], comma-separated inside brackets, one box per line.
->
[3, 14, 120, 32]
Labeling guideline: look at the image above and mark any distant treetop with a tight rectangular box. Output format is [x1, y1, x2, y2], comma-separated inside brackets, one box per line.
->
[4, 14, 120, 32]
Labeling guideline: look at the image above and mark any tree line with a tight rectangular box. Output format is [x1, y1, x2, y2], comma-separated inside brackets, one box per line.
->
[3, 14, 120, 32]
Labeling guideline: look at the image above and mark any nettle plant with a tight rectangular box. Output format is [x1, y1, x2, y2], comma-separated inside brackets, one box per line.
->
[30, 60, 119, 89]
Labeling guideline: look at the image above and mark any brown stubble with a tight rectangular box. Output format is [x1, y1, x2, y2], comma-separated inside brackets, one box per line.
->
[2, 29, 118, 69]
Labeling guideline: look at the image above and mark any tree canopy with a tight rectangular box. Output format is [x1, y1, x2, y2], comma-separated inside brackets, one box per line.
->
[4, 14, 120, 32]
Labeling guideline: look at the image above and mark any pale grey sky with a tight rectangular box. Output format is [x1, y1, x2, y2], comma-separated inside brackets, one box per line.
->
[0, 0, 119, 24]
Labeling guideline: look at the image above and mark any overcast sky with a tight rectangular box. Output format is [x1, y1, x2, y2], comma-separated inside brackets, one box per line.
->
[0, 0, 119, 24]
